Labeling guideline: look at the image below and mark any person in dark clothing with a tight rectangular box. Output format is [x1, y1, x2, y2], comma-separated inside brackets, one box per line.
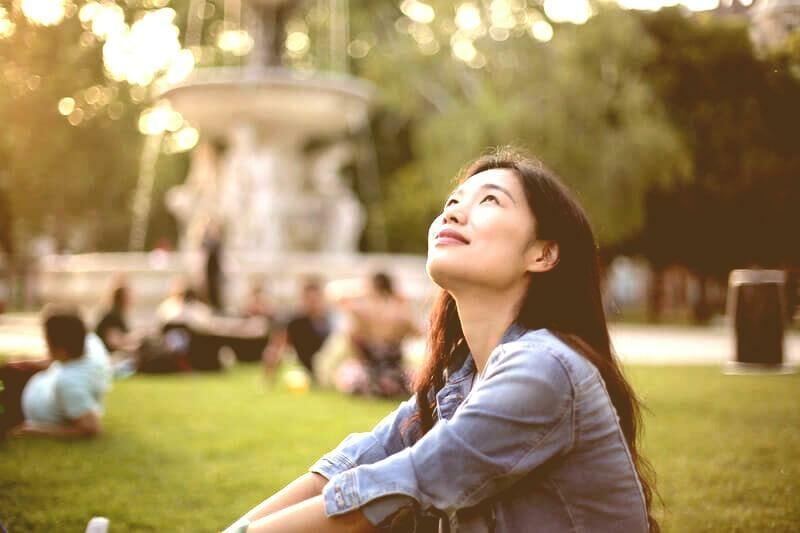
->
[0, 186, 12, 259]
[95, 282, 138, 354]
[263, 279, 331, 379]
[202, 220, 224, 311]
[0, 186, 12, 314]
[96, 286, 129, 352]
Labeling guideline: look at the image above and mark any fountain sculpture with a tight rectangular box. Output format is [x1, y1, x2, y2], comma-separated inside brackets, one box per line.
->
[38, 0, 431, 317]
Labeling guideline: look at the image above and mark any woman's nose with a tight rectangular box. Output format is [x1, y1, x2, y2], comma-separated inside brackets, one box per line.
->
[443, 203, 465, 224]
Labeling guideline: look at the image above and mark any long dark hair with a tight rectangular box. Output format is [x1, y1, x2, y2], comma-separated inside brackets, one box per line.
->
[413, 147, 659, 531]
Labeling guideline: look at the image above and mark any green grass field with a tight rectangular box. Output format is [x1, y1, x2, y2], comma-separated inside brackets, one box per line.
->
[1, 364, 798, 532]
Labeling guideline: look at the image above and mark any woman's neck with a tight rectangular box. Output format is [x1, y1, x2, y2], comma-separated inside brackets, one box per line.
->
[452, 283, 527, 375]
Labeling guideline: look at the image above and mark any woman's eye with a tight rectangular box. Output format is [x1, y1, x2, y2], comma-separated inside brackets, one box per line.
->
[481, 194, 499, 204]
[444, 198, 457, 208]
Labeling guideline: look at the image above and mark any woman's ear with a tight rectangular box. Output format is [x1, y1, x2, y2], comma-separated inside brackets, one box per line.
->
[526, 240, 560, 273]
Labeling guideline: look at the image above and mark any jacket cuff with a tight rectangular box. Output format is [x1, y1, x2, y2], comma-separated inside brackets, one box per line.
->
[308, 451, 355, 480]
[361, 495, 419, 528]
[322, 470, 420, 529]
[321, 470, 359, 516]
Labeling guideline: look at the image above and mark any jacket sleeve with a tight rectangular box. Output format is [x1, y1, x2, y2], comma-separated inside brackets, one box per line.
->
[309, 393, 421, 481]
[319, 342, 576, 521]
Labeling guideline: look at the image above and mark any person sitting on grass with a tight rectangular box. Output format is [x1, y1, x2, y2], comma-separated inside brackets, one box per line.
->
[262, 279, 332, 382]
[223, 148, 657, 533]
[3, 305, 111, 439]
[328, 272, 420, 398]
[95, 279, 141, 355]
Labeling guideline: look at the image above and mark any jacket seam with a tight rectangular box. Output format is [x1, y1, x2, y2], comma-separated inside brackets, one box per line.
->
[545, 345, 580, 456]
[549, 478, 581, 533]
[593, 370, 650, 528]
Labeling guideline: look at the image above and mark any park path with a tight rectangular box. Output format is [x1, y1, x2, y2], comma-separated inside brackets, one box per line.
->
[1, 312, 798, 366]
[609, 323, 799, 365]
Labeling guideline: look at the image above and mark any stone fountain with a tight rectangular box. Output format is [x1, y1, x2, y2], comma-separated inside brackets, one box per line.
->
[38, 0, 432, 320]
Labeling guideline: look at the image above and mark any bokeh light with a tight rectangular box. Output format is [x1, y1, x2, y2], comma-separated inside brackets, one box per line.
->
[58, 97, 76, 116]
[543, 0, 592, 24]
[165, 126, 200, 153]
[217, 29, 254, 56]
[616, 0, 722, 11]
[347, 39, 371, 58]
[451, 35, 478, 62]
[84, 1, 126, 41]
[682, 0, 720, 11]
[617, 0, 678, 10]
[0, 7, 16, 39]
[20, 0, 67, 26]
[67, 107, 84, 126]
[286, 31, 310, 55]
[455, 3, 482, 31]
[138, 101, 184, 136]
[489, 0, 517, 30]
[102, 8, 187, 87]
[400, 0, 436, 24]
[530, 20, 554, 42]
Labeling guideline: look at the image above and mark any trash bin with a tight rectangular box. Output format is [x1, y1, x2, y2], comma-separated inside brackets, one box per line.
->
[725, 269, 793, 374]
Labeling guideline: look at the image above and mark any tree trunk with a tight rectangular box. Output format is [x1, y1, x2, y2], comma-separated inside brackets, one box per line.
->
[692, 271, 712, 324]
[647, 265, 664, 323]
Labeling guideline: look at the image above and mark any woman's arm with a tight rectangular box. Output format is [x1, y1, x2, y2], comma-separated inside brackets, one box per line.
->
[246, 496, 375, 533]
[319, 342, 575, 521]
[227, 393, 421, 531]
[240, 472, 328, 523]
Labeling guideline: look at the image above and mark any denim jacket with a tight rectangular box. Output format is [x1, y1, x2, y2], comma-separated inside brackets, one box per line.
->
[309, 325, 649, 532]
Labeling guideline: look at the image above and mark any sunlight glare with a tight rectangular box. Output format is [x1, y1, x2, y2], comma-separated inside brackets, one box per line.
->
[21, 0, 67, 26]
[543, 0, 592, 24]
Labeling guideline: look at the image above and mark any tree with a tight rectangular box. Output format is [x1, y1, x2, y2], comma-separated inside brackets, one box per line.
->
[635, 8, 800, 321]
[347, 3, 688, 252]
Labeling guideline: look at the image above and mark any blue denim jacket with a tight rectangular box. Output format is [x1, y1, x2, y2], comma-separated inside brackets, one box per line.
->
[309, 325, 649, 532]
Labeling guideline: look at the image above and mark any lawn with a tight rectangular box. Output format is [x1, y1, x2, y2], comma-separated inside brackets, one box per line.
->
[1, 364, 798, 532]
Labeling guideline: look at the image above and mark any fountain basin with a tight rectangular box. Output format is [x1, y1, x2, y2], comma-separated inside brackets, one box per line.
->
[159, 67, 374, 138]
[37, 251, 435, 323]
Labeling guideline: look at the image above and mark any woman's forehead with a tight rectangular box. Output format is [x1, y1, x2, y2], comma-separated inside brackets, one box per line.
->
[454, 168, 520, 195]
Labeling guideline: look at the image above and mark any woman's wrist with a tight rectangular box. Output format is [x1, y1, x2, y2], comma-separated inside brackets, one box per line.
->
[222, 517, 250, 533]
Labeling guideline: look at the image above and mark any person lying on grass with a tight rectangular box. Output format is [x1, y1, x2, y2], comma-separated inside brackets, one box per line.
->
[3, 304, 111, 439]
[223, 148, 659, 533]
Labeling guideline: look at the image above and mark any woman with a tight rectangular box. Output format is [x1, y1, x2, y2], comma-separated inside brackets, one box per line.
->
[224, 148, 657, 532]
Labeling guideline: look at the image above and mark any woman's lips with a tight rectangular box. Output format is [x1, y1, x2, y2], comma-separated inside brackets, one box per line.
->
[436, 236, 468, 246]
[436, 228, 469, 245]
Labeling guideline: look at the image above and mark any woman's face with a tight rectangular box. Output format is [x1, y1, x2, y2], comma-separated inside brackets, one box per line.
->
[426, 168, 539, 291]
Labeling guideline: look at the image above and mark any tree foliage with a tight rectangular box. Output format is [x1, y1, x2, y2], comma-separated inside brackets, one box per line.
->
[635, 8, 800, 274]
[351, 3, 688, 252]
[1, 0, 796, 270]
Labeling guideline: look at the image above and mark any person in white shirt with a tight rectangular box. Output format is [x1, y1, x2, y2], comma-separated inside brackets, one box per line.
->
[6, 305, 111, 439]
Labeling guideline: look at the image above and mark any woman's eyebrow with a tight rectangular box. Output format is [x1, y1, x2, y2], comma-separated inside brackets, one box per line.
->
[479, 183, 517, 204]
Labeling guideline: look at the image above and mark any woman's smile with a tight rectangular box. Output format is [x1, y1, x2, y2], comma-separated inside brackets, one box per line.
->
[435, 228, 470, 246]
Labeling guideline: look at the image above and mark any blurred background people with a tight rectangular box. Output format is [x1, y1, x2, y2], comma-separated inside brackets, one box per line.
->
[263, 278, 332, 381]
[1, 305, 110, 438]
[330, 272, 419, 398]
[95, 278, 143, 355]
[202, 219, 224, 312]
[240, 278, 275, 322]
[144, 277, 268, 372]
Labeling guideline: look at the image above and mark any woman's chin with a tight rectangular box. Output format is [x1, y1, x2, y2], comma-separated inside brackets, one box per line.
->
[426, 258, 470, 290]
